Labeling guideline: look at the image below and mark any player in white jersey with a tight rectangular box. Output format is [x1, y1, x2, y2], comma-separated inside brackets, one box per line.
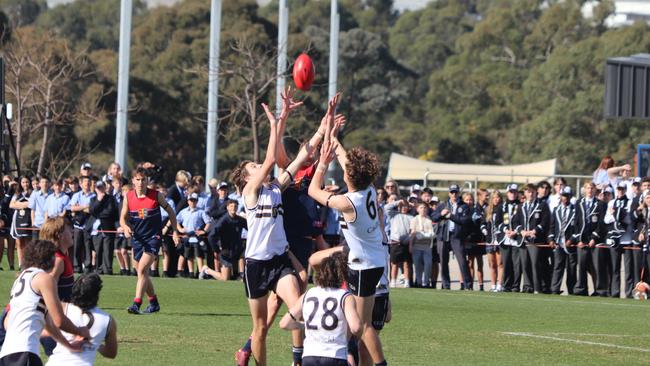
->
[47, 273, 117, 366]
[281, 252, 362, 366]
[308, 123, 388, 366]
[0, 240, 90, 366]
[231, 87, 337, 366]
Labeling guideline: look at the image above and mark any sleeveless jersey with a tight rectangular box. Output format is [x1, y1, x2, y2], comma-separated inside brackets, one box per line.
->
[302, 287, 350, 360]
[127, 189, 162, 242]
[376, 247, 390, 296]
[46, 305, 111, 366]
[0, 268, 46, 359]
[340, 186, 385, 270]
[244, 183, 288, 260]
[55, 250, 74, 302]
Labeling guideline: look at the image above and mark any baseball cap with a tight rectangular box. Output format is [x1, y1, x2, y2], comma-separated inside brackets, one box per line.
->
[633, 177, 642, 185]
[218, 181, 228, 190]
[188, 192, 199, 201]
[449, 184, 460, 193]
[617, 181, 627, 189]
[431, 196, 440, 203]
[95, 180, 105, 189]
[81, 163, 92, 170]
[411, 184, 422, 193]
[560, 186, 573, 196]
[408, 193, 419, 201]
[507, 183, 518, 192]
[604, 186, 614, 194]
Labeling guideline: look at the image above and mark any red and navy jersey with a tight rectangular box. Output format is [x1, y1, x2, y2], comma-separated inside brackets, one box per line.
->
[127, 189, 162, 242]
[55, 250, 74, 302]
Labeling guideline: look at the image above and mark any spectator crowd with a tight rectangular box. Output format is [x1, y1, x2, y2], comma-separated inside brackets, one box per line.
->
[0, 154, 649, 299]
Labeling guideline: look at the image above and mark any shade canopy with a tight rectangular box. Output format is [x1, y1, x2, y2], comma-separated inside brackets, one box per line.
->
[387, 153, 558, 184]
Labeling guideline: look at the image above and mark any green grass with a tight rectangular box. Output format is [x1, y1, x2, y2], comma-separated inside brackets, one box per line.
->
[2, 254, 650, 365]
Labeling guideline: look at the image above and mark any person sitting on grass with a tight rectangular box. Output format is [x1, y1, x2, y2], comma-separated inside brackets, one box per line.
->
[201, 199, 247, 281]
[46, 273, 118, 366]
[280, 251, 362, 366]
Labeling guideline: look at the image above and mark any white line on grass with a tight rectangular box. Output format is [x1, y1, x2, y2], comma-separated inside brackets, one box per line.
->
[502, 332, 650, 352]
[412, 290, 648, 309]
[544, 332, 650, 338]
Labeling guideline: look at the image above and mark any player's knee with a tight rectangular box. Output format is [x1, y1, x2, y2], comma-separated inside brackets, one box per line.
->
[253, 323, 269, 338]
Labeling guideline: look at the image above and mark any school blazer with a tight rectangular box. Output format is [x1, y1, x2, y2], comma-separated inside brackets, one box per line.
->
[548, 204, 576, 253]
[512, 200, 550, 245]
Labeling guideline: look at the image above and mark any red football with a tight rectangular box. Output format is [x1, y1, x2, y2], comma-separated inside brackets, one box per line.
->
[293, 53, 315, 91]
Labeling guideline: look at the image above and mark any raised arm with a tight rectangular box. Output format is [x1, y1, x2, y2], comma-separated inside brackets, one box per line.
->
[242, 103, 280, 205]
[308, 126, 353, 216]
[275, 86, 304, 169]
[277, 93, 344, 191]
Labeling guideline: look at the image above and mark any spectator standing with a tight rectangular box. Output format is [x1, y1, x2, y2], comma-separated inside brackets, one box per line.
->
[87, 181, 119, 275]
[167, 170, 191, 213]
[603, 182, 629, 297]
[573, 182, 602, 296]
[593, 156, 614, 188]
[464, 193, 485, 291]
[485, 190, 503, 292]
[496, 185, 523, 292]
[385, 198, 413, 288]
[29, 176, 51, 239]
[208, 181, 231, 221]
[432, 184, 472, 290]
[69, 176, 95, 274]
[548, 186, 577, 295]
[44, 180, 70, 221]
[9, 176, 33, 270]
[514, 184, 550, 294]
[410, 201, 434, 288]
[176, 192, 211, 278]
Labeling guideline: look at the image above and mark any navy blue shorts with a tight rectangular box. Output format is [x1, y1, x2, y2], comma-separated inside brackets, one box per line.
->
[302, 356, 348, 366]
[288, 236, 314, 268]
[0, 352, 42, 366]
[131, 236, 161, 262]
[244, 253, 296, 299]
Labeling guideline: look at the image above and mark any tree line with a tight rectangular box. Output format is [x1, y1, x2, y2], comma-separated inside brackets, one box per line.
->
[0, 0, 647, 182]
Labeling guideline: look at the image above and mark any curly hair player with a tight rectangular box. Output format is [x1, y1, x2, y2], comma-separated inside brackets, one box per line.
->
[308, 114, 388, 366]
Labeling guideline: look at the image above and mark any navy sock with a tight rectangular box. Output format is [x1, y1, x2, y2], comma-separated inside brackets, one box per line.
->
[292, 346, 303, 364]
[242, 337, 252, 352]
[348, 337, 359, 366]
[375, 361, 388, 366]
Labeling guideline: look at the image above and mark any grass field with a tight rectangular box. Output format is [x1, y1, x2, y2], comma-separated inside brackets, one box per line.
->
[2, 255, 650, 366]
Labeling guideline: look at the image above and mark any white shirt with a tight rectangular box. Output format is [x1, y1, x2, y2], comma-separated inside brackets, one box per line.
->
[47, 305, 111, 366]
[302, 287, 350, 360]
[0, 268, 46, 359]
[341, 186, 386, 271]
[244, 183, 288, 260]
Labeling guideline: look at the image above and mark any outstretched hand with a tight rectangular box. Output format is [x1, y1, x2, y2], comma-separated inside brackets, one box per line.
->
[261, 103, 277, 125]
[319, 92, 342, 131]
[280, 86, 303, 120]
[319, 137, 339, 167]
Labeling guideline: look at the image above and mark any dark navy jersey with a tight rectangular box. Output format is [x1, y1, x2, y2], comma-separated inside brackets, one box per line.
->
[282, 180, 323, 240]
[127, 189, 162, 242]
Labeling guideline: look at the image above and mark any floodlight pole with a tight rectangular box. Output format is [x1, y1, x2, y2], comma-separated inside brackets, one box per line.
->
[115, 0, 133, 173]
[326, 0, 340, 180]
[205, 0, 222, 187]
[274, 0, 289, 177]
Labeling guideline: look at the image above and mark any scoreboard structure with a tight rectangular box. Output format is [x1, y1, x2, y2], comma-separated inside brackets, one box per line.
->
[605, 53, 650, 119]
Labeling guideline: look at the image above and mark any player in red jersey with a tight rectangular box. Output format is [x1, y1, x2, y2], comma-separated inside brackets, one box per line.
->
[120, 167, 180, 314]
